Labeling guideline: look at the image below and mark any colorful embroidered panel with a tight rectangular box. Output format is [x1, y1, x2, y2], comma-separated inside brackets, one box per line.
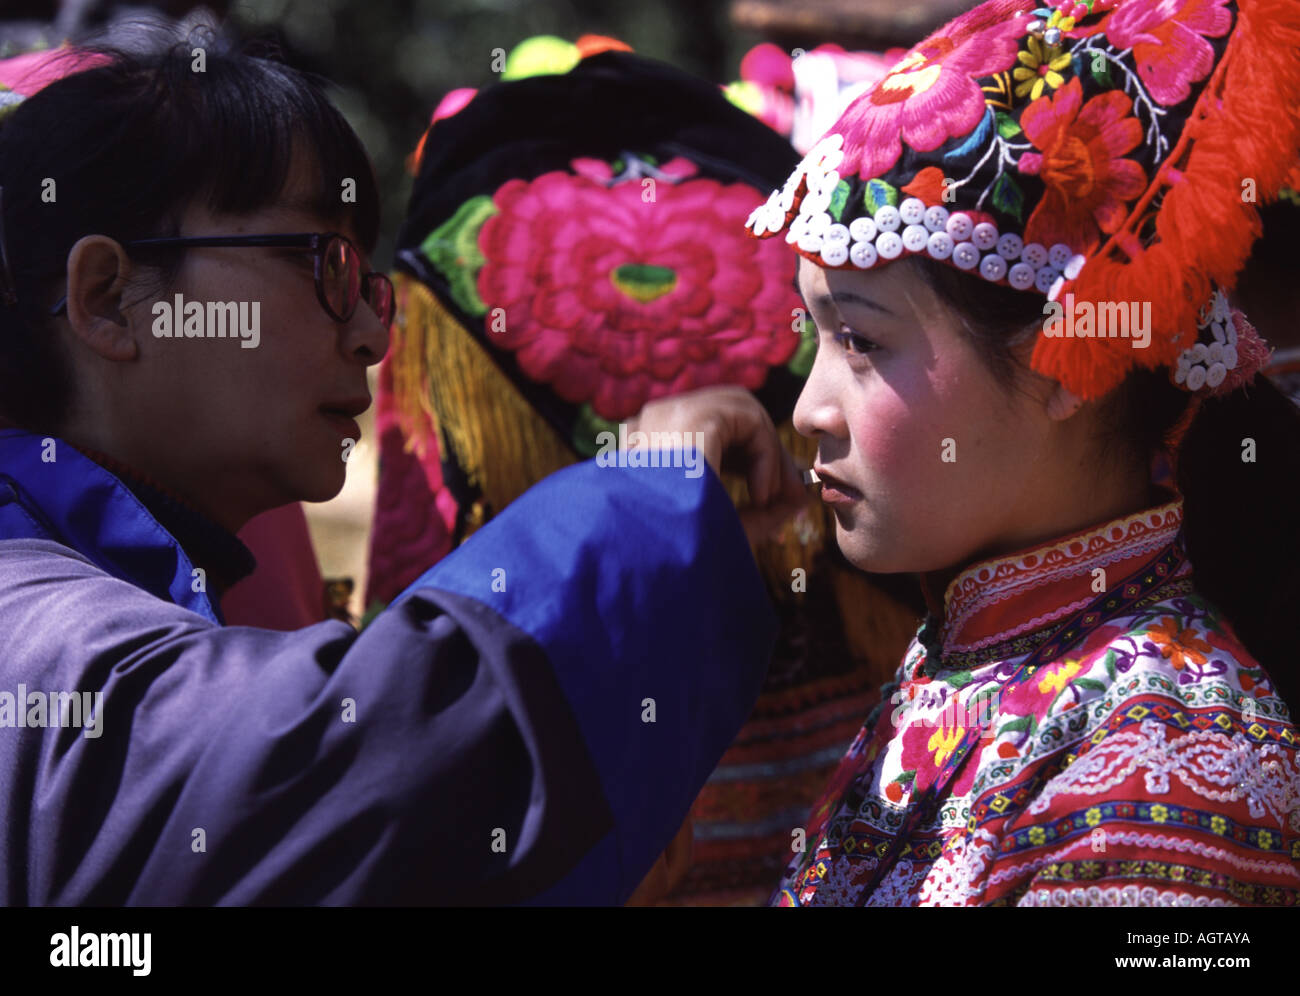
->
[773, 498, 1300, 906]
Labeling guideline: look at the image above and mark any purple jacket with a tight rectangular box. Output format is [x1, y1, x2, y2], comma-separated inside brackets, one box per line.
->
[0, 429, 775, 904]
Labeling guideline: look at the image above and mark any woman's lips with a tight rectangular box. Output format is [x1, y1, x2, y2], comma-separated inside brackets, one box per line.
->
[814, 466, 862, 506]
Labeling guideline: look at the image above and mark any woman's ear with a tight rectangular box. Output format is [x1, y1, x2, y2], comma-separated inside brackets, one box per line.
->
[63, 235, 140, 362]
[1046, 381, 1084, 421]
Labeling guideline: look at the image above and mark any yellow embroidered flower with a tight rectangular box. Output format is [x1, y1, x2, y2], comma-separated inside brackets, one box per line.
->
[1258, 829, 1273, 850]
[927, 725, 964, 768]
[1028, 826, 1047, 845]
[1085, 806, 1102, 827]
[1150, 804, 1169, 824]
[1047, 9, 1077, 32]
[1210, 815, 1227, 835]
[1038, 659, 1084, 696]
[1013, 36, 1072, 100]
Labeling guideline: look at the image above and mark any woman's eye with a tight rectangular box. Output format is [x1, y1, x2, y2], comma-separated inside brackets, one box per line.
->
[832, 329, 878, 356]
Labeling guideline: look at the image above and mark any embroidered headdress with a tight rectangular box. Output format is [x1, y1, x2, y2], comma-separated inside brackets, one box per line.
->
[370, 46, 834, 606]
[744, 0, 1300, 401]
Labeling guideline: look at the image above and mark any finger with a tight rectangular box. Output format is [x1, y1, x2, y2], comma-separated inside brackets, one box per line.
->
[745, 408, 785, 507]
[779, 448, 806, 505]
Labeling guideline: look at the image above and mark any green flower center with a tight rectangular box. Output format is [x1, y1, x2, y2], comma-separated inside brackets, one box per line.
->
[610, 264, 677, 303]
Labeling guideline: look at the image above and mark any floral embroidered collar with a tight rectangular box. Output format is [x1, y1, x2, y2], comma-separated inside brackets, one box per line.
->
[925, 493, 1187, 670]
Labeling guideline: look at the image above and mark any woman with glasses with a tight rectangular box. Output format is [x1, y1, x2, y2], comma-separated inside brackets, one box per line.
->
[0, 42, 804, 905]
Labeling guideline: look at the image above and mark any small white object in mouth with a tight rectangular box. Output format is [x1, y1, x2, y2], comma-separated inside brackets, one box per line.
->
[802, 468, 821, 485]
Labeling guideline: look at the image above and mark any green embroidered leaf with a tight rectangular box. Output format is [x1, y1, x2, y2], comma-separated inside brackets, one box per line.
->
[946, 669, 975, 688]
[862, 178, 899, 215]
[998, 714, 1036, 736]
[995, 110, 1022, 139]
[571, 403, 619, 459]
[828, 179, 851, 221]
[1103, 649, 1117, 681]
[1073, 677, 1107, 692]
[787, 317, 817, 378]
[896, 769, 917, 785]
[419, 194, 499, 317]
[1089, 53, 1114, 89]
[990, 172, 1026, 224]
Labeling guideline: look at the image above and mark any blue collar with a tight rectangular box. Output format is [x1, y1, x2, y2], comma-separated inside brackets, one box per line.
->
[0, 429, 223, 624]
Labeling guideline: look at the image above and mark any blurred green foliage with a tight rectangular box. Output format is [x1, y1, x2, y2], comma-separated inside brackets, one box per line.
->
[227, 0, 762, 268]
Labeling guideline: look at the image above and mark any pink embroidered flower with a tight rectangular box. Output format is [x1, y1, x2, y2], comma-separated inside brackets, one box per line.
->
[1101, 0, 1233, 106]
[829, 0, 1033, 179]
[1018, 77, 1147, 253]
[1001, 657, 1086, 718]
[900, 719, 964, 794]
[477, 172, 800, 419]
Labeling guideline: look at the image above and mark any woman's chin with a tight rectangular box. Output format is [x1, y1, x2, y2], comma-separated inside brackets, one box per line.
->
[833, 522, 910, 575]
[292, 461, 347, 504]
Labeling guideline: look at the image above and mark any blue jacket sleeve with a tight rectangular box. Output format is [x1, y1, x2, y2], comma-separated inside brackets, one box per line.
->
[0, 459, 774, 905]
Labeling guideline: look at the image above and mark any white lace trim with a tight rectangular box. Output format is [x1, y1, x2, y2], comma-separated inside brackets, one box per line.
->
[1026, 718, 1300, 827]
[1017, 885, 1235, 907]
[915, 829, 999, 906]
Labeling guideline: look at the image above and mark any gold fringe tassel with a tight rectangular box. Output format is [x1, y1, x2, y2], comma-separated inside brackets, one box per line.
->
[390, 273, 578, 535]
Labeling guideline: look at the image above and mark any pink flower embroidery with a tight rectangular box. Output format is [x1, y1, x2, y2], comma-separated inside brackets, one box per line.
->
[1101, 0, 1233, 106]
[477, 172, 799, 419]
[1018, 77, 1146, 253]
[900, 718, 965, 794]
[829, 0, 1033, 179]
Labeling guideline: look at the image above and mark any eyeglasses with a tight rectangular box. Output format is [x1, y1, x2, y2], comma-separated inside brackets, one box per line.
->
[47, 232, 395, 328]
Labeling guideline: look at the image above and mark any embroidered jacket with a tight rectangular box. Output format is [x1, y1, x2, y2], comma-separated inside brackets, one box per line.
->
[773, 499, 1300, 906]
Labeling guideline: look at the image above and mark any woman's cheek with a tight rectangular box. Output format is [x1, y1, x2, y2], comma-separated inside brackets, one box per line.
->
[849, 368, 948, 485]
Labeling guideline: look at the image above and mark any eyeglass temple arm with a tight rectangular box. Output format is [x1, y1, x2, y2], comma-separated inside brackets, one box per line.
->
[47, 235, 327, 315]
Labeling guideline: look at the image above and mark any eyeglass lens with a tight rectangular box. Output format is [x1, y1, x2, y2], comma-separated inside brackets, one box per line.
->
[324, 236, 392, 327]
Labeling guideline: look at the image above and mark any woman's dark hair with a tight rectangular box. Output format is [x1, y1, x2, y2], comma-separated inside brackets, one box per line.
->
[911, 253, 1300, 717]
[0, 32, 381, 432]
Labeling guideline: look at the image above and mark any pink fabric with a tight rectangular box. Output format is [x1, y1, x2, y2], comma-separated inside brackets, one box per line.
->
[224, 505, 326, 630]
[364, 355, 457, 608]
[0, 48, 110, 95]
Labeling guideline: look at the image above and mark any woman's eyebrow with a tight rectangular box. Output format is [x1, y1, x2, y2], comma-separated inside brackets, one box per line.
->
[804, 290, 896, 317]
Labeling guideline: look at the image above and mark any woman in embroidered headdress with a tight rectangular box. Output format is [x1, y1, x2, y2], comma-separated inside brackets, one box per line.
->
[365, 38, 926, 905]
[745, 0, 1300, 905]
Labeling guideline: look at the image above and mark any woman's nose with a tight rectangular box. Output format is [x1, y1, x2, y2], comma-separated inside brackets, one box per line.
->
[793, 347, 848, 440]
[346, 301, 390, 365]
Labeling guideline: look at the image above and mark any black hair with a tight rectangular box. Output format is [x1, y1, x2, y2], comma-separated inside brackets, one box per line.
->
[911, 254, 1300, 716]
[0, 31, 380, 432]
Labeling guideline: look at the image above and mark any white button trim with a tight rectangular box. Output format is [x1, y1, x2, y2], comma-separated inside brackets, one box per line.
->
[1176, 288, 1243, 394]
